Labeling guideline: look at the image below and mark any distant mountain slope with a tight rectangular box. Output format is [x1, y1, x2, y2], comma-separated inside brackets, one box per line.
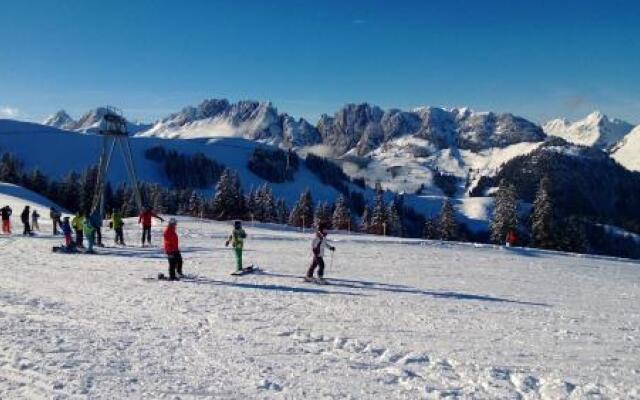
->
[543, 111, 633, 149]
[611, 125, 640, 171]
[0, 182, 68, 219]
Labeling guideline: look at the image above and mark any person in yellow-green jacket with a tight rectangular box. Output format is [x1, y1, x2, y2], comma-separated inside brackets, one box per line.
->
[225, 220, 247, 272]
[111, 209, 125, 246]
[71, 212, 85, 248]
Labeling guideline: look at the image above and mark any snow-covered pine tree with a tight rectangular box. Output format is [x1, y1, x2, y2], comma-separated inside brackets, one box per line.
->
[423, 217, 439, 239]
[490, 180, 519, 244]
[370, 190, 387, 235]
[258, 184, 277, 222]
[212, 169, 237, 219]
[332, 195, 351, 230]
[313, 201, 332, 230]
[360, 205, 371, 233]
[188, 191, 204, 217]
[532, 176, 555, 249]
[288, 189, 314, 228]
[245, 187, 258, 221]
[439, 199, 458, 241]
[276, 198, 289, 225]
[386, 201, 402, 237]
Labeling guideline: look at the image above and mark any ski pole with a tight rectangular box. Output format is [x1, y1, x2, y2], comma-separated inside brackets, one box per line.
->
[330, 251, 335, 273]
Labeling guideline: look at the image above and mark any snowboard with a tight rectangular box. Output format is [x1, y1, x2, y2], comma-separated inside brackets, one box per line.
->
[230, 265, 258, 276]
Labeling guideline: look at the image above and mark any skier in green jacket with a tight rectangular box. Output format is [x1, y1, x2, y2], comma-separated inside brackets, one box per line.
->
[111, 209, 125, 245]
[225, 220, 247, 272]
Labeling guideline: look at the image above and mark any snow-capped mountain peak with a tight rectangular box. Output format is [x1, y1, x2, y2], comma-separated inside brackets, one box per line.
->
[543, 111, 633, 149]
[43, 110, 76, 130]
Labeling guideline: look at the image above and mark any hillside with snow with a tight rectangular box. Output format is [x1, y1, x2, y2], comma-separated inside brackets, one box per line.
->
[543, 111, 634, 149]
[0, 197, 638, 398]
[612, 125, 640, 171]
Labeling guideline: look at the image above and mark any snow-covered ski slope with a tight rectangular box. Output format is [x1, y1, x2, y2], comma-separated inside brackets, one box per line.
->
[0, 182, 68, 220]
[1, 217, 639, 398]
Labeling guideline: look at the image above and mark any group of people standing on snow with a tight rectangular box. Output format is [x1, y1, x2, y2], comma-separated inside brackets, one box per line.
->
[1, 205, 45, 236]
[160, 217, 335, 283]
[3, 201, 338, 283]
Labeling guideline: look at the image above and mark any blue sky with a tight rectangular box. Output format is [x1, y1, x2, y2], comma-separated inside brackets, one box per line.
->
[1, 0, 639, 124]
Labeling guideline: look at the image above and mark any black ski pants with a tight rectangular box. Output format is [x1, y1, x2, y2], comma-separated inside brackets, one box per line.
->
[141, 226, 151, 245]
[22, 221, 31, 236]
[167, 251, 183, 279]
[115, 227, 124, 244]
[75, 229, 84, 247]
[307, 256, 325, 278]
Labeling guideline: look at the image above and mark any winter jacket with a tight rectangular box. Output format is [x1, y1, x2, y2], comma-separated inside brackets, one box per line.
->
[50, 209, 61, 221]
[506, 231, 518, 246]
[0, 206, 11, 221]
[311, 232, 334, 257]
[163, 225, 179, 254]
[89, 212, 103, 228]
[60, 221, 72, 236]
[139, 210, 162, 228]
[31, 211, 39, 221]
[112, 212, 124, 229]
[82, 219, 95, 236]
[21, 208, 30, 224]
[72, 215, 84, 231]
[228, 228, 246, 249]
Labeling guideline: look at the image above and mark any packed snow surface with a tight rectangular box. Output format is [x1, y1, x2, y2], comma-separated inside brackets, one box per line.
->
[1, 213, 639, 398]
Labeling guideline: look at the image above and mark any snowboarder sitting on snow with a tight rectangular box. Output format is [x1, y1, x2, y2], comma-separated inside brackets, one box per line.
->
[163, 218, 183, 280]
[305, 224, 335, 284]
[138, 206, 164, 247]
[31, 209, 40, 231]
[506, 230, 518, 247]
[1, 205, 12, 234]
[21, 206, 33, 236]
[225, 220, 247, 272]
[111, 209, 125, 246]
[72, 212, 85, 248]
[60, 216, 73, 249]
[83, 217, 96, 253]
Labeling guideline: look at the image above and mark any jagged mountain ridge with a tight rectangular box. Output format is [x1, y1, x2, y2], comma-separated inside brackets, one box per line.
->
[135, 99, 546, 156]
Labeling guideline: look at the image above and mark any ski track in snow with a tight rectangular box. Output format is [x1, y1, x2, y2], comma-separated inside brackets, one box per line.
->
[1, 219, 640, 399]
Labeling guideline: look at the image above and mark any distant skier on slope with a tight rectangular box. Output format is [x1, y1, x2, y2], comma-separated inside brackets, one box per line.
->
[72, 212, 85, 248]
[83, 217, 96, 253]
[139, 206, 164, 247]
[21, 206, 33, 236]
[163, 218, 183, 280]
[89, 211, 104, 247]
[60, 216, 73, 250]
[304, 224, 335, 284]
[50, 207, 62, 235]
[1, 205, 12, 234]
[506, 230, 518, 248]
[31, 209, 40, 231]
[111, 209, 125, 246]
[225, 220, 247, 273]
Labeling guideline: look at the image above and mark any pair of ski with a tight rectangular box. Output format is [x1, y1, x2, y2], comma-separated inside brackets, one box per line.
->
[155, 265, 258, 281]
[303, 276, 329, 285]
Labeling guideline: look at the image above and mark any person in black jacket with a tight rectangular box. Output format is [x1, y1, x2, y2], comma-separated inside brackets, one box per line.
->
[21, 206, 33, 236]
[1, 205, 12, 234]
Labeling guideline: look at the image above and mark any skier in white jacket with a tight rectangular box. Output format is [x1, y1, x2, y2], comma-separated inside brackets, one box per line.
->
[305, 224, 335, 283]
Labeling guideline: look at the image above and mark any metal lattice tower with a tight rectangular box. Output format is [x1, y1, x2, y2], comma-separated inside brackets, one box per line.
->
[90, 107, 143, 219]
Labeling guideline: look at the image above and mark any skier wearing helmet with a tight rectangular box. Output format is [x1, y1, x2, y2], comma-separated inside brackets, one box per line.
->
[305, 223, 335, 284]
[163, 218, 183, 280]
[225, 220, 247, 273]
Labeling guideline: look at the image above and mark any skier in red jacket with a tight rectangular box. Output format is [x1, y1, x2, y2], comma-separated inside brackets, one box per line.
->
[163, 218, 182, 280]
[138, 206, 164, 247]
[506, 230, 518, 247]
